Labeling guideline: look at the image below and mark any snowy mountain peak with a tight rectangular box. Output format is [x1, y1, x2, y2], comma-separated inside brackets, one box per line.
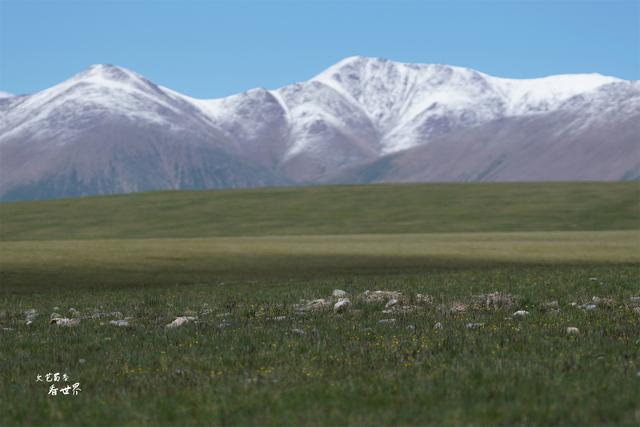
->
[0, 57, 637, 201]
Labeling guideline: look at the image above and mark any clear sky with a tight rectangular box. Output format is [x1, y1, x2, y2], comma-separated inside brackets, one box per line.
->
[0, 0, 638, 98]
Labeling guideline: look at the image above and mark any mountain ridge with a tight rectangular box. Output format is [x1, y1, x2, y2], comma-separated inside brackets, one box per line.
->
[1, 56, 638, 201]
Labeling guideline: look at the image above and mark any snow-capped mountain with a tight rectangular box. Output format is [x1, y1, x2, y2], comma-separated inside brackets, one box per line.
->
[0, 56, 638, 201]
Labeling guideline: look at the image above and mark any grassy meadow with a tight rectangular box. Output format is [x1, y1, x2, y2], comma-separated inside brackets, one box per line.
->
[0, 182, 639, 426]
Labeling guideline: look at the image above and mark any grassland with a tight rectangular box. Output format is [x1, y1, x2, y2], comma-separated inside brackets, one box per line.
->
[0, 182, 639, 426]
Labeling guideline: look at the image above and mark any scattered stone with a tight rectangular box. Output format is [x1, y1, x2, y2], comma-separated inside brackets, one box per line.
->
[216, 312, 231, 318]
[291, 328, 306, 336]
[53, 306, 60, 310]
[24, 309, 38, 322]
[566, 326, 580, 335]
[473, 292, 519, 309]
[415, 294, 433, 305]
[68, 308, 81, 317]
[630, 296, 640, 303]
[50, 318, 80, 327]
[378, 318, 396, 324]
[50, 312, 62, 320]
[633, 307, 640, 314]
[295, 298, 330, 313]
[385, 299, 399, 309]
[25, 320, 33, 326]
[332, 289, 348, 298]
[449, 301, 469, 313]
[109, 320, 130, 327]
[406, 324, 416, 331]
[79, 358, 86, 364]
[466, 322, 484, 329]
[583, 304, 597, 311]
[166, 316, 196, 328]
[433, 322, 443, 330]
[363, 290, 403, 303]
[273, 316, 287, 321]
[588, 277, 599, 281]
[218, 320, 232, 329]
[334, 298, 351, 313]
[513, 310, 530, 317]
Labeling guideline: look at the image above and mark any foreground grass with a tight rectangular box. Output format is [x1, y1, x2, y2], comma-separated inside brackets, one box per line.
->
[1, 230, 638, 292]
[1, 182, 638, 425]
[1, 182, 638, 240]
[1, 265, 639, 426]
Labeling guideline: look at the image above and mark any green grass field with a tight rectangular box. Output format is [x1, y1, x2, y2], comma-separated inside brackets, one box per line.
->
[1, 182, 639, 426]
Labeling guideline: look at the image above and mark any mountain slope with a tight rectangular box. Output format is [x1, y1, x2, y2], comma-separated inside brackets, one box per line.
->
[0, 57, 637, 201]
[323, 81, 640, 183]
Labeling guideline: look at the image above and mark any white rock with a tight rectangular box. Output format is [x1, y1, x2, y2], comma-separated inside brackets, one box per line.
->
[50, 318, 80, 327]
[584, 304, 597, 311]
[378, 318, 396, 324]
[273, 316, 287, 321]
[433, 322, 443, 330]
[109, 320, 130, 327]
[68, 307, 81, 317]
[416, 294, 433, 304]
[406, 324, 416, 331]
[466, 322, 484, 329]
[291, 328, 306, 336]
[332, 289, 348, 298]
[24, 309, 38, 321]
[630, 296, 640, 302]
[513, 310, 530, 317]
[566, 326, 580, 335]
[50, 312, 62, 320]
[363, 290, 403, 303]
[166, 316, 196, 328]
[588, 277, 599, 281]
[334, 298, 351, 313]
[385, 299, 399, 309]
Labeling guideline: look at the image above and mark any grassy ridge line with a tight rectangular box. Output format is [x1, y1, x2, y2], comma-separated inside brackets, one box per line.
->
[1, 230, 638, 292]
[1, 182, 638, 240]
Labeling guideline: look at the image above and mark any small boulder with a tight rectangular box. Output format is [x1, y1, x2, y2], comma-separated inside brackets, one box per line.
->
[109, 320, 130, 327]
[433, 322, 443, 330]
[416, 294, 433, 304]
[24, 309, 38, 322]
[50, 318, 80, 327]
[50, 312, 62, 320]
[385, 299, 399, 309]
[166, 316, 196, 328]
[332, 289, 348, 298]
[513, 310, 530, 317]
[466, 322, 484, 329]
[566, 326, 580, 335]
[334, 298, 351, 313]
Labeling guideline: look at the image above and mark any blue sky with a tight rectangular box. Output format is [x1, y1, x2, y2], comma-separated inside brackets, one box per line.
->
[0, 0, 638, 98]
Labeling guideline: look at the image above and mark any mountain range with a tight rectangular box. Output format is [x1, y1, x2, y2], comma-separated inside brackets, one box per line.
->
[1, 56, 638, 201]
